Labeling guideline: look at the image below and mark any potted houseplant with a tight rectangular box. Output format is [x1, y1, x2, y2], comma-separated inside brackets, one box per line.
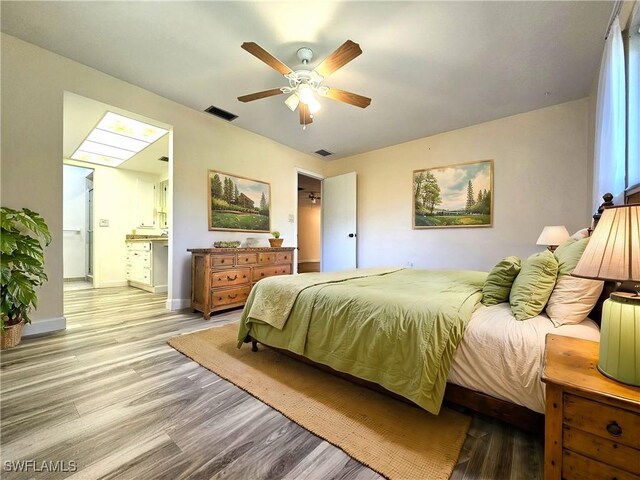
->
[268, 231, 284, 248]
[1, 207, 51, 349]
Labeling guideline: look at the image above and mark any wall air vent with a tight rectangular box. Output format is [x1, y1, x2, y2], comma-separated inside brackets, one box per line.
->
[315, 149, 333, 157]
[158, 156, 169, 162]
[204, 105, 238, 121]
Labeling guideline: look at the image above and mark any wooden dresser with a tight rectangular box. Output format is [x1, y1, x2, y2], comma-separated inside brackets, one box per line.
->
[188, 247, 294, 319]
[542, 334, 640, 480]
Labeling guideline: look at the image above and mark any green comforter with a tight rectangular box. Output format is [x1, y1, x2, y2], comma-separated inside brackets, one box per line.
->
[237, 268, 486, 414]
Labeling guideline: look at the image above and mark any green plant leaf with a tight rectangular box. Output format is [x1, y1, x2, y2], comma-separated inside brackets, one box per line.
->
[0, 207, 18, 230]
[0, 231, 18, 255]
[15, 236, 44, 263]
[22, 208, 52, 245]
[7, 271, 36, 308]
[1, 265, 11, 285]
[10, 253, 45, 278]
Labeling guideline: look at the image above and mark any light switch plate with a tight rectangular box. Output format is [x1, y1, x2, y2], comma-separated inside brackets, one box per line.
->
[288, 214, 295, 223]
[99, 219, 109, 227]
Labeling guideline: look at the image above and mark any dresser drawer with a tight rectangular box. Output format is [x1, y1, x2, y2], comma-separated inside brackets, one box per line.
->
[211, 268, 250, 288]
[564, 394, 640, 449]
[275, 251, 292, 264]
[564, 426, 640, 475]
[252, 264, 291, 282]
[127, 241, 151, 251]
[211, 286, 251, 308]
[258, 252, 276, 264]
[237, 253, 258, 265]
[563, 449, 639, 480]
[128, 251, 151, 265]
[212, 254, 236, 268]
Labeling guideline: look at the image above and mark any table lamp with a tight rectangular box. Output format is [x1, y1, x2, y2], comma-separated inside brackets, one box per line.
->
[536, 225, 570, 252]
[572, 204, 640, 386]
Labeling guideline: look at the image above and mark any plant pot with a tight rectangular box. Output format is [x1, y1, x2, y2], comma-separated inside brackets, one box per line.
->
[1, 320, 25, 349]
[268, 238, 284, 248]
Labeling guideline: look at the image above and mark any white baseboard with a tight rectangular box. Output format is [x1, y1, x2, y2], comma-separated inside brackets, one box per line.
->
[95, 280, 128, 288]
[166, 298, 191, 311]
[23, 316, 66, 337]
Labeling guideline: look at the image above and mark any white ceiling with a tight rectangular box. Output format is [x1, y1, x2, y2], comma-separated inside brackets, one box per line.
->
[2, 1, 613, 160]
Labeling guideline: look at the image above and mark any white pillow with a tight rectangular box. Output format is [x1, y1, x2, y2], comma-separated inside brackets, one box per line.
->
[545, 275, 604, 326]
[570, 228, 590, 240]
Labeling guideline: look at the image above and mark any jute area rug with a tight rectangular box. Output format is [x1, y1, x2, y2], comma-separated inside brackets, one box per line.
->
[168, 323, 471, 480]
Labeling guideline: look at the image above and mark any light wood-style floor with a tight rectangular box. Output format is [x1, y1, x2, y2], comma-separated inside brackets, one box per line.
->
[0, 286, 543, 479]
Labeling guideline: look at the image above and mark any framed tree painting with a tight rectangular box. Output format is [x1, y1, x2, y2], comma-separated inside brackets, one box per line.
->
[413, 160, 493, 228]
[208, 170, 271, 232]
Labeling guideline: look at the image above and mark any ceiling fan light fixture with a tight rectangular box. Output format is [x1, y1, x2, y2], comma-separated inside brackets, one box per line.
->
[307, 97, 322, 114]
[297, 83, 315, 105]
[284, 93, 300, 112]
[238, 40, 371, 127]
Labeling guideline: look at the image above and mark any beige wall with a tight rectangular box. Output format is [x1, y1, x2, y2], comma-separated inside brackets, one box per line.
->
[1, 34, 325, 333]
[326, 99, 592, 271]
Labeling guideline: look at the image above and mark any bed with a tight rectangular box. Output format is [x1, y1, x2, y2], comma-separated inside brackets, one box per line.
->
[237, 265, 601, 430]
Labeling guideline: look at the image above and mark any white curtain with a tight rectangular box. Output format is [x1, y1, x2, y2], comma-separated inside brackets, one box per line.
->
[628, 19, 640, 188]
[593, 16, 626, 209]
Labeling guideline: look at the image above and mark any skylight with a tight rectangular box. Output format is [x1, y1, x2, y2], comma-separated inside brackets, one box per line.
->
[71, 112, 168, 167]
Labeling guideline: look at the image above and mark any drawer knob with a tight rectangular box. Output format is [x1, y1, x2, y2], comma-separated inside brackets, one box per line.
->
[606, 421, 623, 437]
[227, 275, 238, 281]
[229, 294, 237, 299]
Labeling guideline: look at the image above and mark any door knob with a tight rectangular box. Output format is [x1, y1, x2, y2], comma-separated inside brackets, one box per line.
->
[348, 233, 356, 238]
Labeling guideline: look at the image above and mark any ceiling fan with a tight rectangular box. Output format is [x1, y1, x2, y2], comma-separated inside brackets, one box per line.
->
[237, 40, 371, 129]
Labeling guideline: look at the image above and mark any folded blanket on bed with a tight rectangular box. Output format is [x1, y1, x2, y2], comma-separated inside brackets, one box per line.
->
[245, 267, 403, 329]
[238, 269, 486, 414]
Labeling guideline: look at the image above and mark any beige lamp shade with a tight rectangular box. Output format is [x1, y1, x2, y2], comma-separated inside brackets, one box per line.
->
[536, 225, 570, 247]
[572, 204, 640, 282]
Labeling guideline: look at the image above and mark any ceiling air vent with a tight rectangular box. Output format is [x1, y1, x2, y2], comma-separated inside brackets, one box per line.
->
[204, 105, 238, 121]
[158, 156, 169, 162]
[315, 149, 333, 157]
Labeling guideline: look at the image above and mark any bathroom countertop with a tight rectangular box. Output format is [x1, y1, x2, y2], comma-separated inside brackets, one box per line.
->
[125, 235, 168, 242]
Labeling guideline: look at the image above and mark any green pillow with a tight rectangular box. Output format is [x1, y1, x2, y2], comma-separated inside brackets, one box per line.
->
[510, 250, 558, 320]
[554, 237, 589, 276]
[482, 256, 522, 306]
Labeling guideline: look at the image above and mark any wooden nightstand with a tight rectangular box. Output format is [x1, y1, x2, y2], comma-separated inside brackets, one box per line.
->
[542, 334, 640, 480]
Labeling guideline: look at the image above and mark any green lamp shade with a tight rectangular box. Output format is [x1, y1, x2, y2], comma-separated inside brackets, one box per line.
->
[598, 294, 640, 386]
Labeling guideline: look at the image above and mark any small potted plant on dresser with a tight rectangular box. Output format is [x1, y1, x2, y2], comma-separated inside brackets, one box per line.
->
[269, 231, 284, 248]
[0, 207, 51, 349]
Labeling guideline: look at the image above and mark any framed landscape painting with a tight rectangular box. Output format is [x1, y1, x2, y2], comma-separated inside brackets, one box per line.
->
[413, 160, 493, 228]
[208, 170, 271, 232]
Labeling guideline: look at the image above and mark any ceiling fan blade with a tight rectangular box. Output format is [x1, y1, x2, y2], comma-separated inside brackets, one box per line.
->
[325, 88, 371, 108]
[299, 103, 313, 125]
[313, 40, 362, 79]
[237, 88, 284, 103]
[241, 42, 293, 76]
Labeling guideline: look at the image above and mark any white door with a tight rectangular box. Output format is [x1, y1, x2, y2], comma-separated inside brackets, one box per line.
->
[321, 172, 357, 271]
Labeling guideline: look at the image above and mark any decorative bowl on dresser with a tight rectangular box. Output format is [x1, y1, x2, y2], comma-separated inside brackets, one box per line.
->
[188, 247, 294, 319]
[542, 334, 640, 480]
